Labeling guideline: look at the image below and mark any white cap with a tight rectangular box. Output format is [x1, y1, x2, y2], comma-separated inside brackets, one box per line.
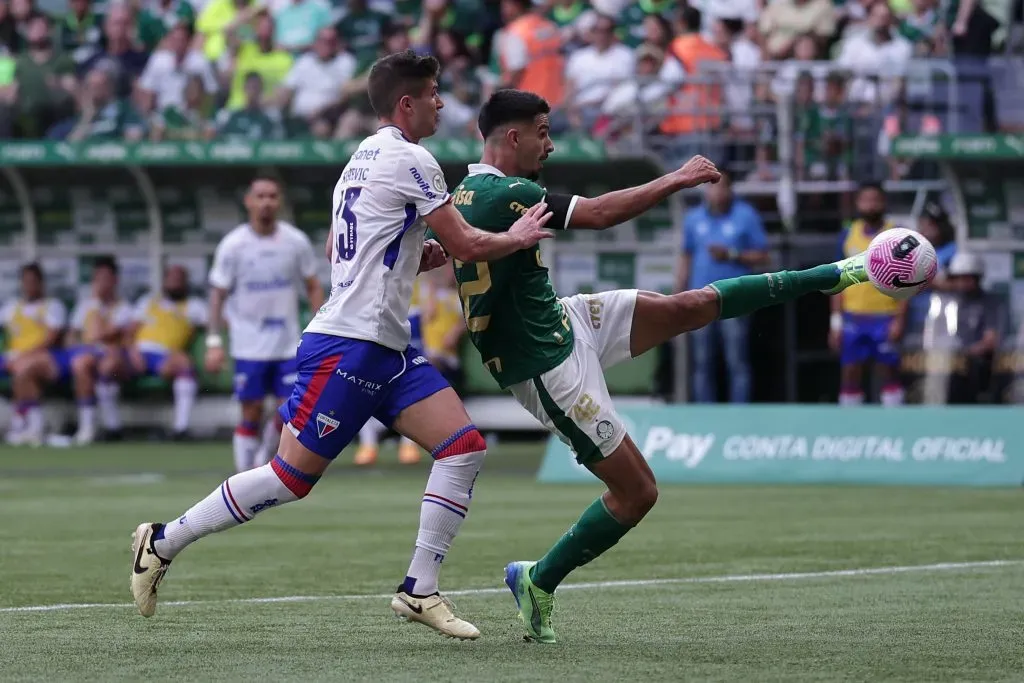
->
[948, 252, 984, 277]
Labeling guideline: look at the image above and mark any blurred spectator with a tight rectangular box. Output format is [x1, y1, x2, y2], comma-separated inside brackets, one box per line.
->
[332, 25, 411, 138]
[9, 0, 32, 44]
[127, 264, 207, 439]
[945, 253, 999, 359]
[12, 13, 77, 138]
[151, 73, 215, 140]
[565, 13, 633, 131]
[64, 66, 145, 141]
[223, 11, 292, 110]
[640, 11, 673, 52]
[897, 0, 946, 56]
[55, 0, 103, 65]
[752, 77, 779, 179]
[434, 29, 482, 135]
[197, 0, 254, 62]
[692, 0, 759, 43]
[216, 71, 281, 139]
[547, 0, 596, 50]
[878, 85, 942, 179]
[137, 0, 197, 52]
[796, 73, 854, 180]
[496, 0, 564, 110]
[335, 0, 390, 73]
[273, 0, 331, 54]
[278, 26, 355, 127]
[618, 0, 674, 47]
[79, 5, 148, 98]
[138, 23, 218, 116]
[830, 183, 903, 407]
[0, 262, 67, 447]
[0, 0, 22, 55]
[598, 43, 681, 139]
[770, 34, 829, 102]
[678, 171, 769, 403]
[758, 0, 837, 59]
[660, 7, 726, 143]
[711, 18, 760, 135]
[836, 1, 911, 105]
[899, 200, 957, 327]
[422, 265, 465, 394]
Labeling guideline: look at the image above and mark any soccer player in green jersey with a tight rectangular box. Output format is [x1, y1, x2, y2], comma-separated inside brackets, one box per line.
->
[432, 89, 869, 644]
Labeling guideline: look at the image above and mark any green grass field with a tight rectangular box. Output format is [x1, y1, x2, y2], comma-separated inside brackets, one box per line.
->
[1, 441, 1023, 682]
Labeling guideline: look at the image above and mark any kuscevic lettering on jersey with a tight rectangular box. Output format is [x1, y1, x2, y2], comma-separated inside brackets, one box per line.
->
[128, 50, 552, 642]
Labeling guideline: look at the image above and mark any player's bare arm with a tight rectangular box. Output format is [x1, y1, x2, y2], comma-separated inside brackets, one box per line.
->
[423, 200, 553, 262]
[568, 155, 722, 230]
[204, 286, 228, 373]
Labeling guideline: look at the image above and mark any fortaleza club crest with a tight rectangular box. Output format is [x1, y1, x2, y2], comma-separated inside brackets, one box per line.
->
[316, 412, 340, 438]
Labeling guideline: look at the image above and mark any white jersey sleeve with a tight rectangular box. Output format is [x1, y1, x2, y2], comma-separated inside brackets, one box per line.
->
[70, 298, 89, 331]
[208, 233, 239, 290]
[112, 301, 134, 329]
[304, 126, 450, 350]
[45, 298, 67, 329]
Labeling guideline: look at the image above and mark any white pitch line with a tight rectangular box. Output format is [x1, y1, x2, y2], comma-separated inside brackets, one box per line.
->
[2, 559, 1020, 615]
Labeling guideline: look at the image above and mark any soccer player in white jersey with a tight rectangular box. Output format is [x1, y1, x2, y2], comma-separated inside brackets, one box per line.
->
[130, 50, 553, 639]
[204, 177, 324, 474]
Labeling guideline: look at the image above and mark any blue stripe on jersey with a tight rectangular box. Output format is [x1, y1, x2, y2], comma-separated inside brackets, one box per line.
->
[383, 203, 418, 270]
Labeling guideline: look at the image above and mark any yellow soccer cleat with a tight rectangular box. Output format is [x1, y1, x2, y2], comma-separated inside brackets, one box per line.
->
[353, 445, 378, 466]
[398, 441, 421, 465]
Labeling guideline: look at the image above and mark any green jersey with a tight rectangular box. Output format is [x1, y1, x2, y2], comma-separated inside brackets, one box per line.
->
[449, 165, 577, 389]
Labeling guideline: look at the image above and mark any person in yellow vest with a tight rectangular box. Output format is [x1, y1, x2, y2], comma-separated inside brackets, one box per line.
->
[828, 182, 904, 406]
[67, 256, 134, 445]
[129, 265, 208, 438]
[0, 263, 69, 446]
[354, 277, 425, 466]
[497, 0, 565, 109]
[421, 265, 465, 394]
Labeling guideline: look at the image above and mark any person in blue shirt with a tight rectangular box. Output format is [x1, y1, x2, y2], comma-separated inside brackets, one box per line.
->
[677, 171, 770, 402]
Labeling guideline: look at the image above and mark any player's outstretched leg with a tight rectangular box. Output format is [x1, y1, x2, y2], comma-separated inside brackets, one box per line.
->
[389, 385, 485, 640]
[629, 253, 869, 358]
[506, 436, 655, 644]
[130, 428, 326, 617]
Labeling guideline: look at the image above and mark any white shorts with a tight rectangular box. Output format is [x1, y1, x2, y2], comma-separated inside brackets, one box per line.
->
[509, 289, 637, 466]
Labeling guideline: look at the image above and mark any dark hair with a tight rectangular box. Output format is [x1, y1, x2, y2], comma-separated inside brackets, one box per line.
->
[250, 174, 281, 189]
[504, 0, 532, 12]
[680, 6, 702, 33]
[243, 71, 264, 86]
[922, 201, 955, 245]
[857, 181, 885, 195]
[644, 13, 673, 48]
[367, 49, 440, 118]
[720, 17, 744, 37]
[478, 89, 551, 140]
[21, 262, 43, 280]
[94, 255, 119, 276]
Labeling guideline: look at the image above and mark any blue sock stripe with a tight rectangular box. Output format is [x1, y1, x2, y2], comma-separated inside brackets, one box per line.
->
[422, 497, 467, 518]
[430, 424, 478, 458]
[220, 483, 245, 524]
[271, 454, 321, 484]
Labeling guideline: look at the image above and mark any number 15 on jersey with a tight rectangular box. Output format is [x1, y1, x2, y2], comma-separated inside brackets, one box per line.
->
[335, 187, 361, 262]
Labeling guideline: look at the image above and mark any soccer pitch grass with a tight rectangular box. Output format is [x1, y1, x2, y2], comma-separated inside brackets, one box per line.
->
[1, 442, 1023, 682]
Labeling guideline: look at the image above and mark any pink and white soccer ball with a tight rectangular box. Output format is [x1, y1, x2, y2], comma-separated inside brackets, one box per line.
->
[865, 227, 938, 300]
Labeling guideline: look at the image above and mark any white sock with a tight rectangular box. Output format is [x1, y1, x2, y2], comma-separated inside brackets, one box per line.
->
[78, 403, 96, 433]
[839, 391, 864, 406]
[96, 380, 121, 430]
[154, 459, 308, 560]
[255, 418, 281, 466]
[359, 419, 381, 447]
[232, 421, 260, 473]
[172, 375, 197, 433]
[881, 386, 904, 407]
[25, 405, 44, 436]
[402, 430, 486, 596]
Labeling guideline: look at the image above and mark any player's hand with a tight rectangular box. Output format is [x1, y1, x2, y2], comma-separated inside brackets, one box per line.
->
[676, 155, 721, 188]
[828, 328, 842, 353]
[204, 346, 226, 374]
[419, 239, 449, 273]
[708, 244, 730, 262]
[509, 201, 555, 249]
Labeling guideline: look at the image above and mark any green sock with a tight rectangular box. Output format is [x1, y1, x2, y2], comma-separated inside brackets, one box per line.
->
[529, 497, 632, 593]
[711, 264, 840, 320]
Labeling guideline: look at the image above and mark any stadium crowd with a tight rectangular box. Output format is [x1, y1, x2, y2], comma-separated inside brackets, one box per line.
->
[0, 0, 1014, 158]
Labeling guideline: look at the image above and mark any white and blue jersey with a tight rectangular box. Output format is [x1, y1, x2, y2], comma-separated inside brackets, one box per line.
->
[209, 221, 318, 400]
[279, 126, 453, 459]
